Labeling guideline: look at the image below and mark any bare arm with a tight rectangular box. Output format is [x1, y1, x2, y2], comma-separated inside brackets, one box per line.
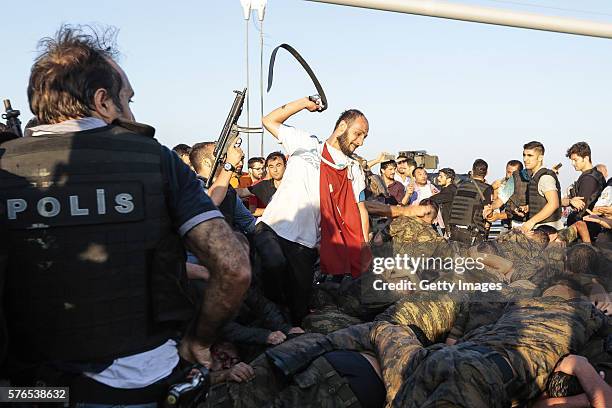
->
[207, 146, 244, 206]
[184, 219, 251, 346]
[262, 97, 319, 138]
[358, 201, 370, 242]
[522, 190, 560, 231]
[365, 201, 431, 219]
[531, 394, 590, 408]
[555, 355, 612, 408]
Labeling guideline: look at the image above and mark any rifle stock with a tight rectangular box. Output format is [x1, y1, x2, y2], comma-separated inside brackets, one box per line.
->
[207, 89, 247, 188]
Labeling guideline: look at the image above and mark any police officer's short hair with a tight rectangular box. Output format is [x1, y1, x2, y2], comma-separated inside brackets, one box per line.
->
[248, 157, 265, 169]
[334, 109, 366, 130]
[472, 159, 488, 177]
[523, 141, 545, 155]
[190, 142, 215, 174]
[506, 160, 523, 171]
[438, 167, 456, 182]
[265, 151, 287, 166]
[565, 142, 591, 161]
[28, 24, 123, 124]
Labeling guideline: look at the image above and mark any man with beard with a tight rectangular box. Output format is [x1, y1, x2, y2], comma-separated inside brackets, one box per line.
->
[259, 98, 369, 325]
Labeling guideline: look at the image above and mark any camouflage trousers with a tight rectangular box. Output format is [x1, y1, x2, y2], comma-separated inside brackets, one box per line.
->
[392, 299, 605, 407]
[201, 354, 361, 408]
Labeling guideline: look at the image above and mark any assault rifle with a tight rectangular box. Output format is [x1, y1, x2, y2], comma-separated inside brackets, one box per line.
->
[2, 99, 23, 138]
[207, 88, 262, 188]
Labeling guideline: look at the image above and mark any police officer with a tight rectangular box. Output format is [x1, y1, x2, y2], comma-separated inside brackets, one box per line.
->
[0, 25, 251, 405]
[449, 159, 493, 245]
[521, 141, 563, 232]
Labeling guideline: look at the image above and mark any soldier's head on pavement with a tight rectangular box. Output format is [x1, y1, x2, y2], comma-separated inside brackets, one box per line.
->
[28, 24, 135, 125]
[565, 243, 600, 276]
[523, 141, 545, 172]
[210, 341, 241, 371]
[332, 109, 368, 156]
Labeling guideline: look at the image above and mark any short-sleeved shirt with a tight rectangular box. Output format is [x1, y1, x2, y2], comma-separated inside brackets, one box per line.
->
[258, 124, 366, 248]
[249, 179, 277, 207]
[536, 174, 564, 230]
[386, 181, 406, 205]
[28, 118, 223, 388]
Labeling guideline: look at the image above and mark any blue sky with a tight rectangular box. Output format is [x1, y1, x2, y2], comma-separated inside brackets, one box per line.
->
[1, 0, 611, 189]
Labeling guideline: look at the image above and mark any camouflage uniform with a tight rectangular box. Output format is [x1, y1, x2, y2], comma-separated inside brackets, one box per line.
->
[201, 324, 374, 408]
[392, 298, 606, 407]
[375, 293, 465, 345]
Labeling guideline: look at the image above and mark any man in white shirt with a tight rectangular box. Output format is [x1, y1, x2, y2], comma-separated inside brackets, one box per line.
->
[258, 96, 369, 324]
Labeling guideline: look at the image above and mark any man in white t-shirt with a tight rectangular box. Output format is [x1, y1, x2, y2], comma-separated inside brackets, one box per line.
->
[520, 141, 563, 232]
[256, 96, 369, 324]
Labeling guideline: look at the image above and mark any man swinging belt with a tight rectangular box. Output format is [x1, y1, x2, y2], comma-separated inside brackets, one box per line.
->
[252, 43, 371, 325]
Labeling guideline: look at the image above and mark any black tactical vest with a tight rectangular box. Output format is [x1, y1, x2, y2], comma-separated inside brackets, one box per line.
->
[576, 168, 606, 210]
[505, 170, 529, 222]
[0, 124, 194, 367]
[527, 168, 562, 223]
[449, 179, 491, 233]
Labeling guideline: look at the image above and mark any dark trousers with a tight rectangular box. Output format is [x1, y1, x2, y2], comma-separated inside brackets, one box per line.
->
[253, 222, 318, 325]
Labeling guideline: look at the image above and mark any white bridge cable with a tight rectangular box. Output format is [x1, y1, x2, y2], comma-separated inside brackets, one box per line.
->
[306, 0, 612, 39]
[245, 18, 251, 159]
[259, 18, 265, 157]
[481, 0, 612, 19]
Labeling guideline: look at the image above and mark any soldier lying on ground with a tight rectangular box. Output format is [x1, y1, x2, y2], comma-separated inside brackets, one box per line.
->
[391, 298, 606, 407]
[218, 283, 305, 361]
[201, 323, 387, 408]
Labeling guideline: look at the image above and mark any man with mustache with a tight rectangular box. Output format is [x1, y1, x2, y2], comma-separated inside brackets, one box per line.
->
[258, 97, 370, 325]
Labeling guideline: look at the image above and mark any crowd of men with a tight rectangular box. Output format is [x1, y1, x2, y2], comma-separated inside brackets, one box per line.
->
[1, 24, 612, 407]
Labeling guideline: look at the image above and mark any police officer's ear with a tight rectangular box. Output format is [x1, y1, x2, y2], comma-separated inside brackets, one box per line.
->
[92, 88, 119, 123]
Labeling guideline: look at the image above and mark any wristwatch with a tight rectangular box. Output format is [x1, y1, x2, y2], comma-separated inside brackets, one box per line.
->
[223, 162, 236, 173]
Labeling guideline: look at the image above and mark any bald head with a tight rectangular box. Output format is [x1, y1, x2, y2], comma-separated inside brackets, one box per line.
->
[595, 164, 608, 180]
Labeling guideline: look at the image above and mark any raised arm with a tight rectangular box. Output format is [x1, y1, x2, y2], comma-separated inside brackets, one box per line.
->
[262, 97, 320, 138]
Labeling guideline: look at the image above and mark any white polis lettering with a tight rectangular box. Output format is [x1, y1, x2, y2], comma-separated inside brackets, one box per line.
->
[114, 193, 134, 214]
[96, 189, 106, 215]
[37, 197, 61, 217]
[69, 195, 89, 216]
[5, 190, 136, 220]
[7, 199, 27, 220]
